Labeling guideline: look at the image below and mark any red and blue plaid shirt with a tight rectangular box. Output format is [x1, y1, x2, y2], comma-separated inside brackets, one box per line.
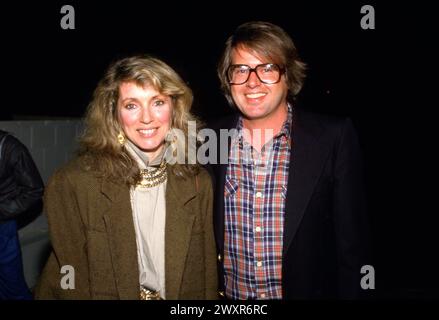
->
[224, 106, 292, 300]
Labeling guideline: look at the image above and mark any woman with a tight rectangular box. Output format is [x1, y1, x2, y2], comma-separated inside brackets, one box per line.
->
[34, 56, 217, 299]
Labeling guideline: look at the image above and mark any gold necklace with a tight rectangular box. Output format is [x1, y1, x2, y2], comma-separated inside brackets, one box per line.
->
[137, 161, 167, 188]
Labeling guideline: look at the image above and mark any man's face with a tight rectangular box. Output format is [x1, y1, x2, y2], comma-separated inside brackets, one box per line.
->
[229, 47, 289, 123]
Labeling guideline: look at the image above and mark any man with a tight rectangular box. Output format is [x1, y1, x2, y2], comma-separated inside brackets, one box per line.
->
[0, 130, 44, 299]
[209, 21, 371, 299]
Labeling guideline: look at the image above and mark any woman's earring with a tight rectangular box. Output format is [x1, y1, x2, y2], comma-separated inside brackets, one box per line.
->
[166, 128, 178, 157]
[117, 132, 125, 145]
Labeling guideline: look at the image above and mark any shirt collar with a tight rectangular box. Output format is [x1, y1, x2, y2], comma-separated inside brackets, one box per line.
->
[234, 103, 293, 143]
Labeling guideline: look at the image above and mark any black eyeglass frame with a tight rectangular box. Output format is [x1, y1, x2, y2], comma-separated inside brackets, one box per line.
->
[227, 63, 285, 85]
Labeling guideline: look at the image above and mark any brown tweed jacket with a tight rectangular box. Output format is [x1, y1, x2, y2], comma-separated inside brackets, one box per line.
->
[34, 159, 217, 299]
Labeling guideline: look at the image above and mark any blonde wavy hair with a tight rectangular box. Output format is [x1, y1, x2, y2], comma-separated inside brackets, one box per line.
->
[78, 55, 199, 184]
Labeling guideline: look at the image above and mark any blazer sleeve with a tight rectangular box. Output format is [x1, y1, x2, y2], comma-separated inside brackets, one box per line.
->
[199, 170, 219, 299]
[0, 137, 44, 221]
[333, 118, 372, 299]
[34, 169, 91, 299]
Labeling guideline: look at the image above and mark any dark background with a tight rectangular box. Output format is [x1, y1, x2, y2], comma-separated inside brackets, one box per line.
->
[1, 1, 437, 298]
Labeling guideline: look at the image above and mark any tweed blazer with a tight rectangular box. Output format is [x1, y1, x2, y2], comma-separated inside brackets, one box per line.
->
[34, 158, 217, 299]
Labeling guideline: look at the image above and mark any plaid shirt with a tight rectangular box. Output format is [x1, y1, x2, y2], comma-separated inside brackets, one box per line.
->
[224, 106, 292, 300]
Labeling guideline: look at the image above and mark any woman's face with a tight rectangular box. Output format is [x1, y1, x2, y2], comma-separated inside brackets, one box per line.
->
[117, 81, 172, 160]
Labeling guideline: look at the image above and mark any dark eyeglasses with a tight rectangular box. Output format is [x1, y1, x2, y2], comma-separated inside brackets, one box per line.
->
[227, 63, 285, 85]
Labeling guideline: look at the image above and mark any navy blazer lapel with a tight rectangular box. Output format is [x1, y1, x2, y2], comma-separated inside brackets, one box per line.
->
[213, 162, 227, 253]
[283, 109, 332, 255]
[212, 114, 239, 254]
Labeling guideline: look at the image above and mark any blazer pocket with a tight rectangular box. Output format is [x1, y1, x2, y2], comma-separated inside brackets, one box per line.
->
[224, 177, 239, 198]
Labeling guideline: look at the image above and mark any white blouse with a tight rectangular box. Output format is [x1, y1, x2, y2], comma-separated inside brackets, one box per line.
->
[125, 141, 167, 299]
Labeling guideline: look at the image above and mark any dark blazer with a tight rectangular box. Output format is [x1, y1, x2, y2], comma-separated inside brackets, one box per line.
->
[209, 107, 371, 299]
[0, 130, 44, 222]
[34, 158, 217, 300]
[0, 130, 43, 300]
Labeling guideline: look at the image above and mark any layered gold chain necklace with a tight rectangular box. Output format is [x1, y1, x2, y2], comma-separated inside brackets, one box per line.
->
[137, 161, 167, 188]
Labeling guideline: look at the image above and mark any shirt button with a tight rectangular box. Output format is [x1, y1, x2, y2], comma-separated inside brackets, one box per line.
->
[256, 261, 262, 267]
[255, 226, 261, 232]
[255, 192, 263, 198]
[217, 254, 222, 262]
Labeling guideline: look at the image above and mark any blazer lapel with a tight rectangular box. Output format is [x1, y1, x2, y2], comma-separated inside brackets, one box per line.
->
[283, 110, 332, 255]
[213, 162, 227, 253]
[100, 180, 140, 300]
[164, 167, 197, 299]
[213, 115, 239, 254]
